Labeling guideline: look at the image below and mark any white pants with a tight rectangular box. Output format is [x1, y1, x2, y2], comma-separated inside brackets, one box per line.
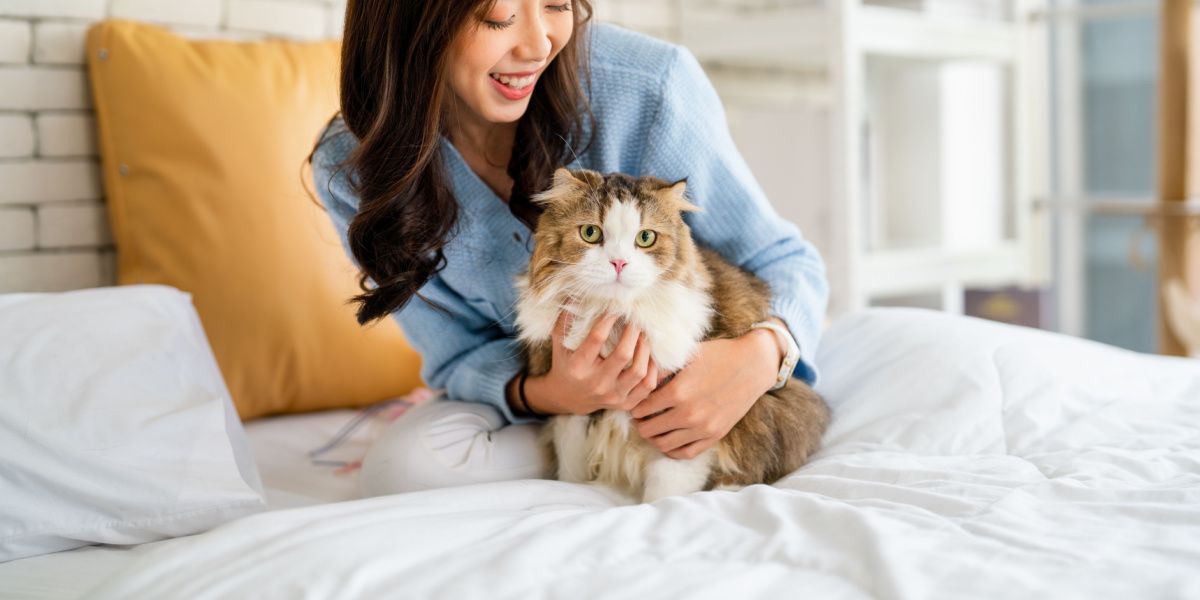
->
[358, 398, 553, 497]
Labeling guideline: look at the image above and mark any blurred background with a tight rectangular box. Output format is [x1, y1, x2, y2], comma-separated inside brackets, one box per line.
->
[0, 0, 1196, 356]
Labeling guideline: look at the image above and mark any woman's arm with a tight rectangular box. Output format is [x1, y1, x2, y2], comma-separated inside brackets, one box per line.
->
[638, 44, 829, 386]
[628, 45, 830, 458]
[313, 135, 538, 425]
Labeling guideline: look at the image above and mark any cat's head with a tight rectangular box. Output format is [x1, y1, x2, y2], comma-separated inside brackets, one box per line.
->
[525, 167, 704, 303]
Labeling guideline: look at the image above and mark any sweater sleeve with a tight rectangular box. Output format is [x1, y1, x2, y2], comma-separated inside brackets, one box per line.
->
[638, 46, 830, 386]
[311, 128, 536, 425]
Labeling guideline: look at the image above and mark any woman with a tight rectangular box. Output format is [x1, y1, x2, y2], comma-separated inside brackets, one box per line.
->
[309, 0, 829, 496]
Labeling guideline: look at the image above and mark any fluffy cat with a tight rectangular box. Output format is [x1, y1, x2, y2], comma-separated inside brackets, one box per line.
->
[513, 167, 830, 503]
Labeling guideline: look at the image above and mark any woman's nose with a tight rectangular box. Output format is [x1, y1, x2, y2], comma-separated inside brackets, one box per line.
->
[513, 13, 552, 62]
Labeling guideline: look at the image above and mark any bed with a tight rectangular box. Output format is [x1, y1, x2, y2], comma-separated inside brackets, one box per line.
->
[2, 306, 1198, 600]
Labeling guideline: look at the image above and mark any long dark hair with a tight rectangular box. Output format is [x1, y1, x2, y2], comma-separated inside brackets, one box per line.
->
[307, 0, 594, 325]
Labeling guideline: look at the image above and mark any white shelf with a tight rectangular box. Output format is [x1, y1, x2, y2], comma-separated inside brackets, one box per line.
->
[681, 4, 1018, 71]
[861, 243, 1024, 296]
[680, 6, 829, 71]
[679, 0, 1044, 317]
[859, 7, 1017, 62]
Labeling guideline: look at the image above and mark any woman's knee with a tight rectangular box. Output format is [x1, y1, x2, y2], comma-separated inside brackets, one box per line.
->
[357, 399, 508, 497]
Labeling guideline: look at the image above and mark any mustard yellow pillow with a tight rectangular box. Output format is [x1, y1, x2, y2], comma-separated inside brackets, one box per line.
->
[85, 20, 423, 420]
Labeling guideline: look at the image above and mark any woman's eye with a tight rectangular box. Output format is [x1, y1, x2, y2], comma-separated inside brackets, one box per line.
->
[485, 4, 568, 30]
[636, 230, 657, 248]
[484, 14, 515, 30]
[579, 224, 602, 243]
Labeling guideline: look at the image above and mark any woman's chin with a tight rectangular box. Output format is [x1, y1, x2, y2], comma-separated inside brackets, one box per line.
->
[483, 102, 529, 124]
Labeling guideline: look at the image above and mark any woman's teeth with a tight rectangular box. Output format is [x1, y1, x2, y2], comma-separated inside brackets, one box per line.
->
[490, 73, 535, 89]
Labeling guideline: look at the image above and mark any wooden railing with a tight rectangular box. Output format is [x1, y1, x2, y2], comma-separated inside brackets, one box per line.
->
[1158, 0, 1198, 356]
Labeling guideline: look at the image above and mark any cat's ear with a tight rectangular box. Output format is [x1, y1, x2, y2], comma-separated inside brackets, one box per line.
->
[659, 177, 703, 213]
[532, 167, 586, 207]
[552, 167, 586, 189]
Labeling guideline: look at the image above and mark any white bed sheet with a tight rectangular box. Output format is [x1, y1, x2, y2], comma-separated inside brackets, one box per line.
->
[3, 308, 1199, 599]
[0, 408, 375, 599]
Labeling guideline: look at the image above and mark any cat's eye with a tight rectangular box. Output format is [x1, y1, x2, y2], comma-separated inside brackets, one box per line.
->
[635, 229, 657, 248]
[580, 224, 603, 243]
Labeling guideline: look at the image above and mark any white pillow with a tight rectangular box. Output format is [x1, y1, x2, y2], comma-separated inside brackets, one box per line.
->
[0, 284, 266, 563]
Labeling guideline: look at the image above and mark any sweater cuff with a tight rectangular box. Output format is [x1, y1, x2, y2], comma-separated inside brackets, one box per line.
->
[768, 295, 823, 386]
[463, 339, 542, 426]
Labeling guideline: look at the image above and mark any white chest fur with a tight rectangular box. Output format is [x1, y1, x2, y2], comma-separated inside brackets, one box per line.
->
[513, 272, 719, 502]
[514, 277, 714, 373]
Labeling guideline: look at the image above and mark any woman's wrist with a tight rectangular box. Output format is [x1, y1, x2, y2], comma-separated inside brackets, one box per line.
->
[522, 374, 557, 416]
[506, 371, 557, 418]
[506, 372, 530, 417]
[744, 318, 787, 393]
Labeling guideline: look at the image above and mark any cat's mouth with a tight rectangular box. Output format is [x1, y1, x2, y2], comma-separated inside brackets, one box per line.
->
[602, 277, 646, 297]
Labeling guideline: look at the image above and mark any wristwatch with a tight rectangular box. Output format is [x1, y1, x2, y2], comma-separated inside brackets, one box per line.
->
[749, 320, 801, 391]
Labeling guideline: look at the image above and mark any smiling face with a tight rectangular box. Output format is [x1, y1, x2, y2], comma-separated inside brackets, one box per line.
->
[527, 169, 704, 303]
[446, 0, 576, 126]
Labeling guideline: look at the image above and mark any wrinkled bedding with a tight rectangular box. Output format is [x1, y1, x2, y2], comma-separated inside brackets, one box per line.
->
[7, 308, 1200, 599]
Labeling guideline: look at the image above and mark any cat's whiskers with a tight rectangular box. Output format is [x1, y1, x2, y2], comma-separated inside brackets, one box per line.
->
[500, 269, 581, 325]
[514, 270, 609, 328]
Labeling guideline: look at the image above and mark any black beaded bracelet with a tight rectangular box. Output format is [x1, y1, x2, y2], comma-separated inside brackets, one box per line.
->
[518, 369, 545, 418]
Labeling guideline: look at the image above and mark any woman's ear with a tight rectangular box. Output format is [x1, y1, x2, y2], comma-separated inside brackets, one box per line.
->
[659, 177, 703, 213]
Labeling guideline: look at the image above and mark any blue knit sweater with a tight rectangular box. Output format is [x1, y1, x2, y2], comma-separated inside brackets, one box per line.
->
[312, 23, 829, 425]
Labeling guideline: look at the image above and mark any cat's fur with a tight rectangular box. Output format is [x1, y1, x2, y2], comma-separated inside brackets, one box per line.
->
[513, 167, 830, 503]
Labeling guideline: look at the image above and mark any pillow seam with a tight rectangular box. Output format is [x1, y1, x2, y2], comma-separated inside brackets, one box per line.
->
[0, 497, 267, 544]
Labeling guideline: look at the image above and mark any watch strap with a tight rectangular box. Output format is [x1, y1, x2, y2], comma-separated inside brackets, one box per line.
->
[749, 320, 801, 391]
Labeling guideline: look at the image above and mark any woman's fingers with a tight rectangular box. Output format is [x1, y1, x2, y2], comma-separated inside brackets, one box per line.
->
[666, 438, 713, 460]
[616, 359, 658, 411]
[630, 376, 679, 419]
[601, 321, 641, 379]
[617, 332, 652, 391]
[634, 403, 686, 438]
[550, 309, 577, 369]
[574, 313, 619, 364]
[551, 309, 572, 350]
[637, 360, 659, 397]
[648, 427, 705, 455]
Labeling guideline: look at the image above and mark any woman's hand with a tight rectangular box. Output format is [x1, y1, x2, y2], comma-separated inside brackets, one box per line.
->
[526, 310, 660, 416]
[629, 324, 783, 459]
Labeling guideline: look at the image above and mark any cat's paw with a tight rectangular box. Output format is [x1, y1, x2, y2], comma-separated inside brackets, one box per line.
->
[641, 453, 714, 503]
[552, 415, 592, 483]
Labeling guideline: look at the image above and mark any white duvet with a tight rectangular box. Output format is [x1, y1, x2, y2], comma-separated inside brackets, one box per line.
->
[70, 309, 1200, 598]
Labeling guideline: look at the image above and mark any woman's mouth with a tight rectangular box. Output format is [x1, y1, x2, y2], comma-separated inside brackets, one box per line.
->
[489, 72, 537, 100]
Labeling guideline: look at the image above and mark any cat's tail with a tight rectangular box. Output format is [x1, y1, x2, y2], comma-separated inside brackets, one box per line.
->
[1164, 278, 1200, 358]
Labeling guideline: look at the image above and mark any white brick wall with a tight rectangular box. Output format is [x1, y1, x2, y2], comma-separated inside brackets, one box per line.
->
[0, 114, 34, 157]
[0, 0, 772, 294]
[0, 0, 353, 293]
[33, 22, 89, 64]
[0, 208, 35, 251]
[35, 113, 96, 157]
[226, 0, 327, 39]
[0, 19, 31, 62]
[0, 0, 106, 20]
[109, 0, 222, 28]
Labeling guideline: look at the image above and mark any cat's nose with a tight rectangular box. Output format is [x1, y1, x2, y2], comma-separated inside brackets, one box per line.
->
[610, 259, 627, 275]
